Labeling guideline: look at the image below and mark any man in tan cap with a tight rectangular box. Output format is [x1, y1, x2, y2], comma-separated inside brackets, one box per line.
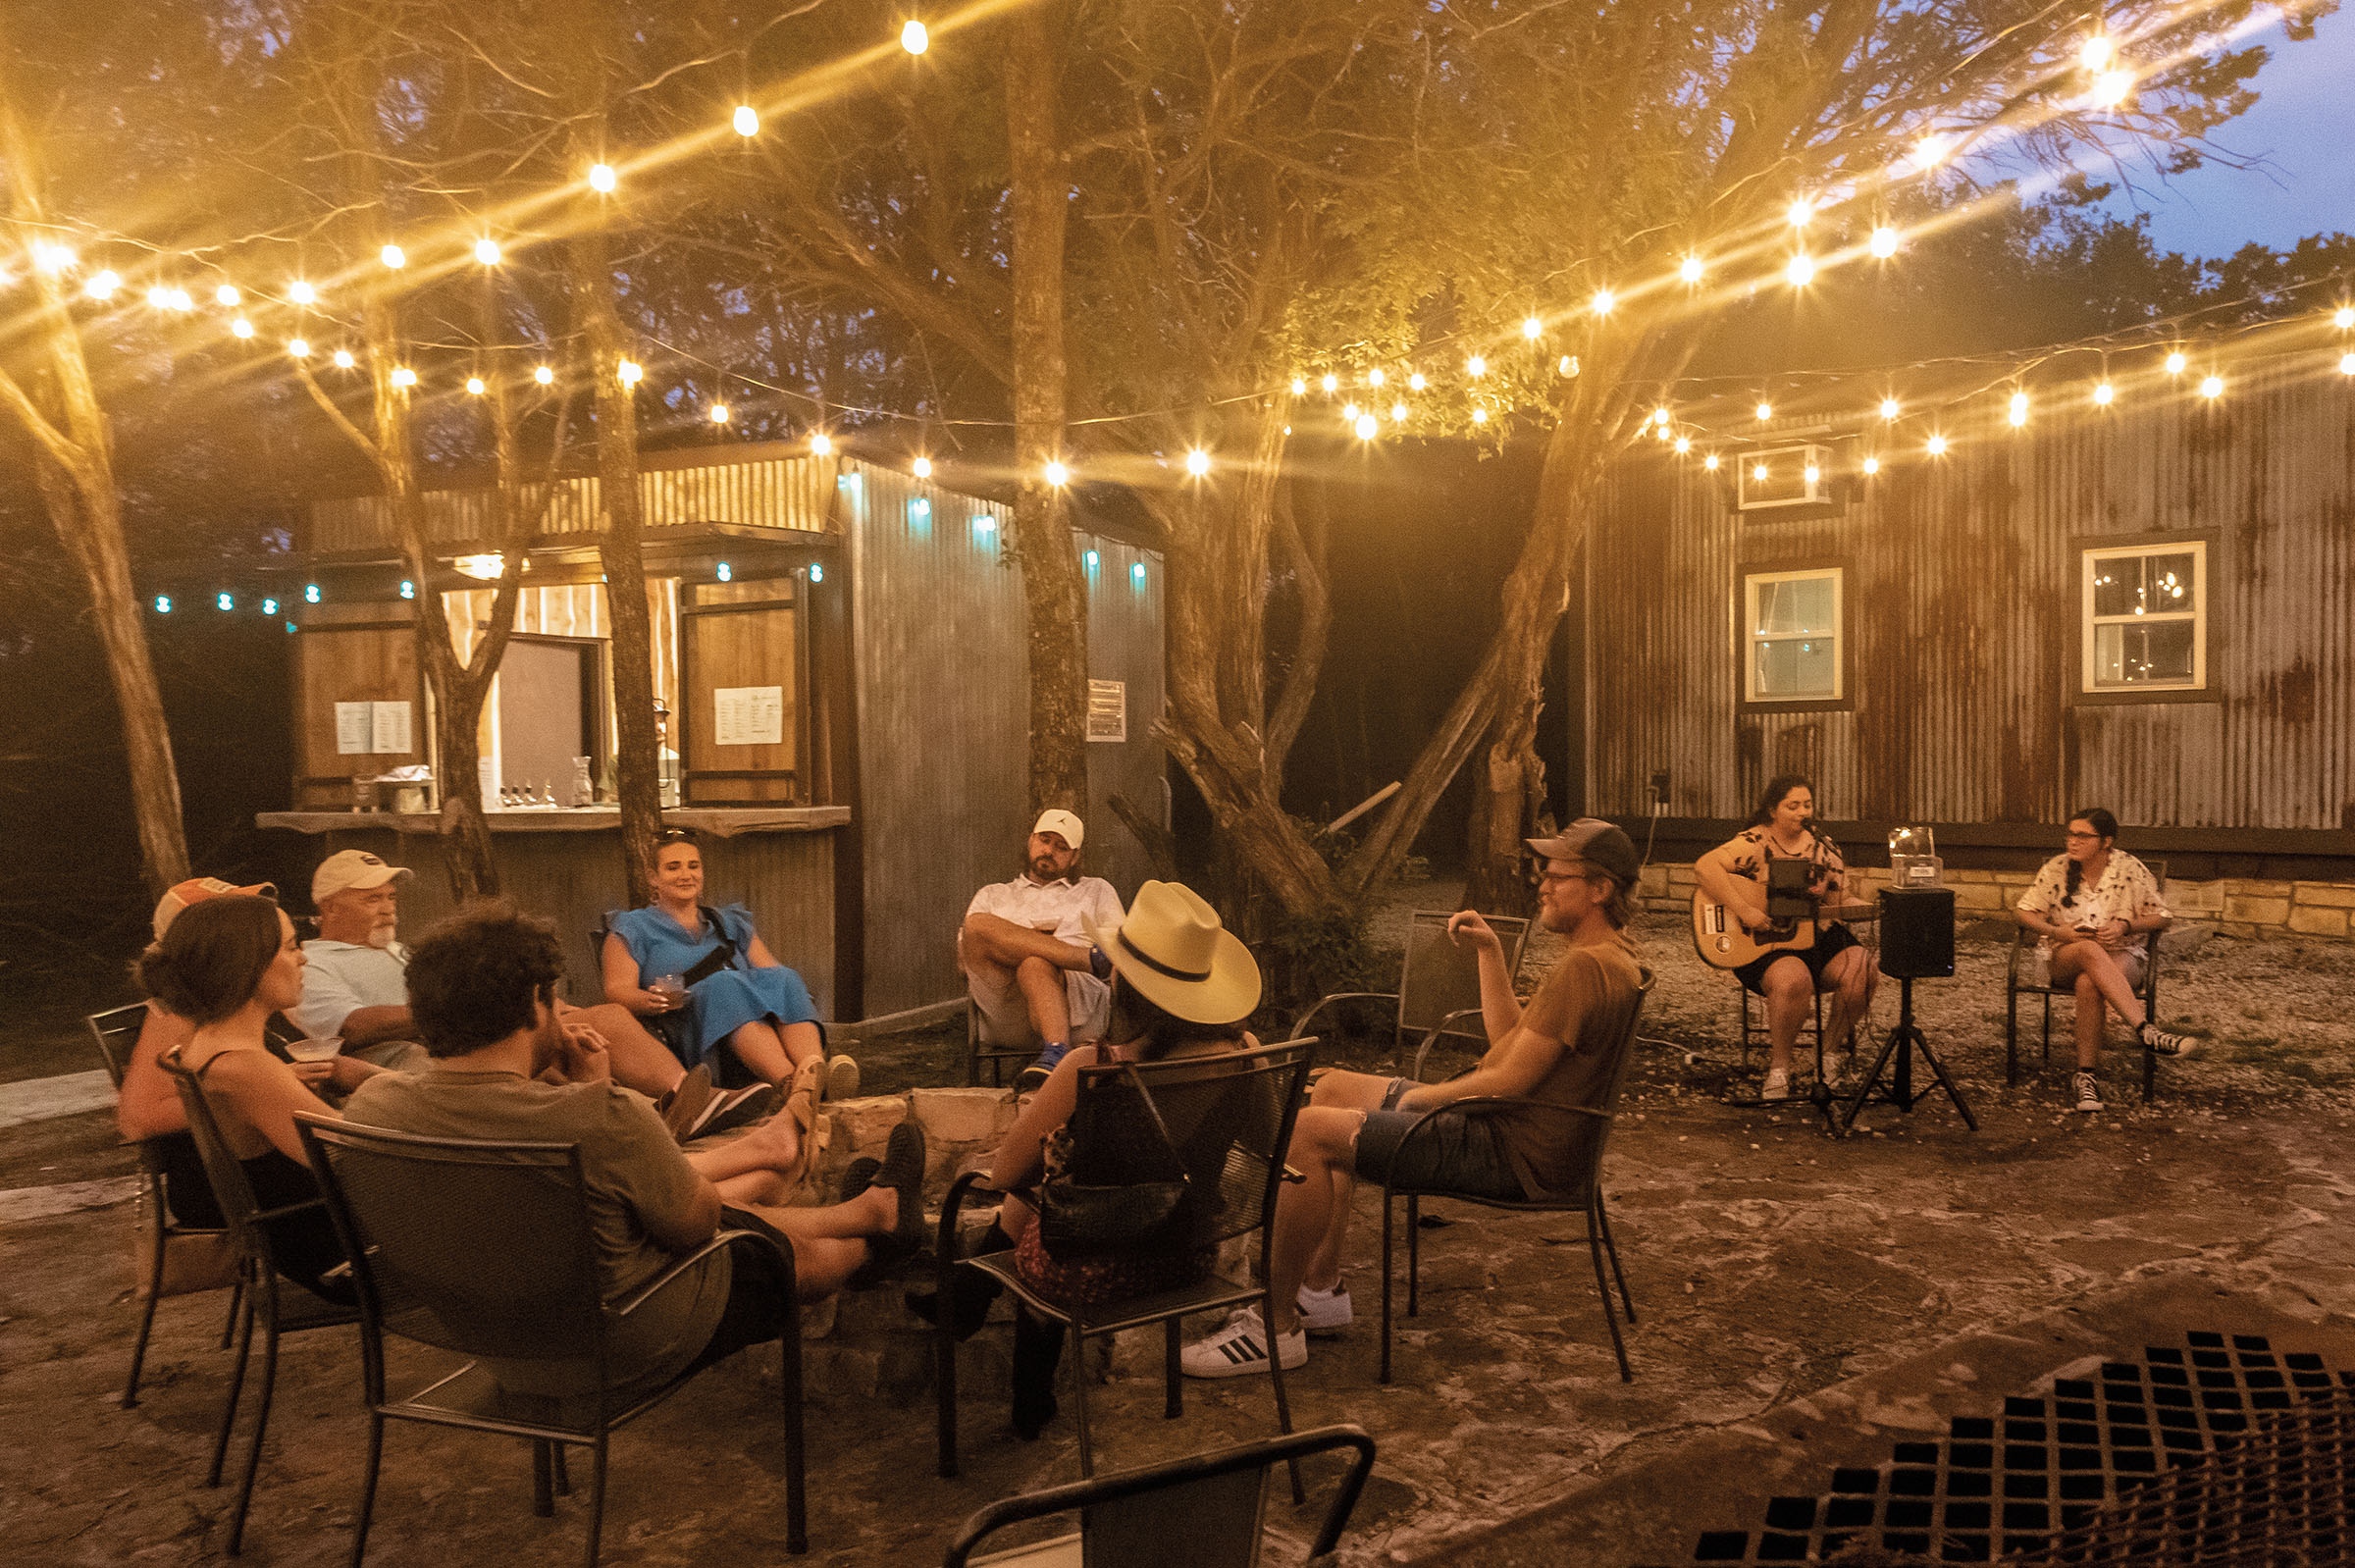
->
[1183, 819, 1647, 1379]
[960, 809, 1126, 1092]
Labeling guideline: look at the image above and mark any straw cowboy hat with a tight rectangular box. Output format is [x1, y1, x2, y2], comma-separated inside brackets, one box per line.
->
[1084, 880, 1262, 1025]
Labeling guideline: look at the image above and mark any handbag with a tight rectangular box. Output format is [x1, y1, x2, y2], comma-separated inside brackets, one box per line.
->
[1036, 1056, 1193, 1260]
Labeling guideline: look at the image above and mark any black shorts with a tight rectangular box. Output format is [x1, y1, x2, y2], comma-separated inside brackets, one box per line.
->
[689, 1208, 801, 1373]
[1352, 1079, 1527, 1201]
[1733, 921, 1860, 997]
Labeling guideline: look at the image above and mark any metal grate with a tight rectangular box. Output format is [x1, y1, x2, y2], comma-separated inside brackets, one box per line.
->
[1666, 1333, 2355, 1565]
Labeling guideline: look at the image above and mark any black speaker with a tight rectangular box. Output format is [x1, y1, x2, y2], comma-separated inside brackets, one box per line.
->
[1878, 887, 1956, 979]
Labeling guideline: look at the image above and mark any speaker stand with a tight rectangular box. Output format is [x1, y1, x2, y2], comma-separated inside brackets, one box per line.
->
[1836, 975, 1977, 1137]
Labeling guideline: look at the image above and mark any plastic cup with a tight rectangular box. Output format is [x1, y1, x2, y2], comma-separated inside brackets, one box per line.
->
[287, 1036, 343, 1063]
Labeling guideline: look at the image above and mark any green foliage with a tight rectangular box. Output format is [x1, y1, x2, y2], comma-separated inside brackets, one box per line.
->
[1256, 902, 1374, 1022]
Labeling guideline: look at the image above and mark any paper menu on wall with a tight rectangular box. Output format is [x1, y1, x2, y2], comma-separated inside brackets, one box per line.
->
[713, 685, 784, 747]
[336, 703, 375, 755]
[336, 700, 415, 756]
[1086, 679, 1126, 743]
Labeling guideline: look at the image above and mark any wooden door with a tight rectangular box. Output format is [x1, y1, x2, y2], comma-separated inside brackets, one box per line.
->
[680, 580, 804, 805]
[289, 615, 428, 809]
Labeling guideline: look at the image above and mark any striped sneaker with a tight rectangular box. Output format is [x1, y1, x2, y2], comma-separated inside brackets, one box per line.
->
[1296, 1282, 1353, 1336]
[1179, 1308, 1305, 1380]
[2138, 1021, 2199, 1059]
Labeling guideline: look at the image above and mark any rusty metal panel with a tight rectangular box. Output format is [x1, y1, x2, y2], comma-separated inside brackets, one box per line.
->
[1583, 355, 2355, 836]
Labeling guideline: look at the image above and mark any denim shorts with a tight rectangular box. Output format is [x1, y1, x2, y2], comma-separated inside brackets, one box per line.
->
[1351, 1078, 1526, 1200]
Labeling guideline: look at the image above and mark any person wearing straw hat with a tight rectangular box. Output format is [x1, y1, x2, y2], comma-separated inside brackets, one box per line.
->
[959, 809, 1126, 1093]
[1182, 819, 1646, 1380]
[920, 879, 1262, 1439]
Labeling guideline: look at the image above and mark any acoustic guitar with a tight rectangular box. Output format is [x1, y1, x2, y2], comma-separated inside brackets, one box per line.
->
[1690, 889, 1878, 970]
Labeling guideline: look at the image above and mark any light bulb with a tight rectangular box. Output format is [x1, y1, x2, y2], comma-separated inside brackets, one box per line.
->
[1341, 401, 1359, 421]
[2091, 69, 2132, 108]
[474, 237, 501, 265]
[333, 348, 356, 369]
[1915, 133, 1949, 166]
[1680, 255, 1704, 284]
[289, 281, 317, 305]
[534, 364, 554, 385]
[1290, 377, 1307, 395]
[1466, 355, 1486, 378]
[230, 317, 254, 339]
[2335, 307, 2354, 330]
[1470, 407, 1489, 425]
[1184, 448, 1211, 476]
[167, 288, 193, 311]
[83, 270, 120, 300]
[1522, 314, 1544, 339]
[31, 241, 75, 274]
[1752, 462, 1769, 482]
[1320, 373, 1338, 393]
[912, 455, 933, 478]
[1869, 226, 1900, 258]
[1927, 434, 1948, 455]
[2080, 33, 2113, 71]
[1703, 453, 1720, 471]
[288, 338, 310, 358]
[2164, 350, 2186, 375]
[1803, 463, 1820, 484]
[466, 375, 487, 395]
[2094, 381, 2115, 405]
[1354, 413, 1379, 440]
[1367, 367, 1386, 388]
[1592, 287, 1615, 316]
[2009, 391, 2029, 426]
[2200, 375, 2223, 399]
[1043, 459, 1069, 486]
[146, 286, 172, 308]
[1879, 396, 1901, 420]
[391, 366, 418, 387]
[1787, 196, 1813, 228]
[1755, 401, 1773, 421]
[1862, 456, 1881, 475]
[733, 105, 759, 137]
[811, 432, 835, 456]
[1389, 401, 1408, 422]
[616, 358, 642, 386]
[1786, 252, 1816, 287]
[380, 243, 405, 269]
[2341, 352, 2355, 377]
[1673, 436, 1691, 453]
[1408, 372, 1426, 392]
[709, 402, 729, 423]
[588, 163, 617, 192]
[901, 19, 928, 53]
[216, 284, 241, 305]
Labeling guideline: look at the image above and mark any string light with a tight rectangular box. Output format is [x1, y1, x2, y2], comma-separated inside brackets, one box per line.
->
[1927, 434, 1949, 455]
[2164, 350, 2187, 375]
[1522, 314, 1544, 340]
[534, 365, 554, 385]
[1354, 413, 1379, 440]
[1557, 355, 1576, 375]
[1591, 287, 1615, 316]
[1679, 255, 1704, 284]
[616, 358, 642, 385]
[1879, 396, 1901, 420]
[1786, 252, 1816, 287]
[1388, 400, 1408, 422]
[1407, 372, 1426, 392]
[1803, 461, 1820, 484]
[2094, 380, 2116, 406]
[288, 338, 310, 358]
[1869, 226, 1900, 259]
[1341, 401, 1360, 421]
[2334, 307, 2354, 331]
[333, 348, 356, 369]
[811, 432, 835, 456]
[1043, 459, 1069, 485]
[474, 237, 502, 265]
[1673, 435, 1691, 453]
[380, 243, 405, 270]
[1755, 401, 1773, 421]
[1184, 448, 1211, 476]
[145, 285, 172, 308]
[1915, 133, 1949, 165]
[1652, 407, 1672, 426]
[1862, 455, 1881, 475]
[912, 456, 933, 478]
[1367, 367, 1386, 387]
[1290, 377, 1307, 395]
[733, 105, 759, 137]
[1465, 355, 1486, 378]
[215, 284, 240, 306]
[2090, 69, 2133, 108]
[2081, 33, 2114, 71]
[1752, 461, 1769, 482]
[709, 402, 729, 423]
[83, 270, 120, 300]
[2340, 352, 2355, 376]
[1320, 373, 1339, 394]
[288, 281, 317, 305]
[32, 241, 76, 274]
[1470, 407, 1489, 425]
[230, 317, 254, 339]
[391, 366, 417, 387]
[2009, 390, 2029, 426]
[901, 19, 929, 53]
[588, 163, 617, 193]
[466, 375, 487, 395]
[1787, 197, 1813, 228]
[2200, 374, 2224, 399]
[1702, 453, 1720, 471]
[169, 288, 192, 311]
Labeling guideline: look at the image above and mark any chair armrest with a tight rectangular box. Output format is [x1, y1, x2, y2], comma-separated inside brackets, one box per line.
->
[936, 1170, 1006, 1267]
[1287, 993, 1399, 1043]
[1408, 1008, 1487, 1083]
[613, 1226, 792, 1319]
[249, 1195, 332, 1226]
[1381, 1097, 1607, 1199]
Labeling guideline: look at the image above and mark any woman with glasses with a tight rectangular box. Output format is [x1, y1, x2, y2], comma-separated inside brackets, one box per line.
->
[602, 829, 858, 1180]
[2015, 808, 2196, 1113]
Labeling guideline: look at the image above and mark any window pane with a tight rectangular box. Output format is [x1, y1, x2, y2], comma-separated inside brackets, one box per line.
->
[2091, 551, 2195, 619]
[1753, 576, 1836, 637]
[2092, 619, 2195, 686]
[1753, 636, 1838, 699]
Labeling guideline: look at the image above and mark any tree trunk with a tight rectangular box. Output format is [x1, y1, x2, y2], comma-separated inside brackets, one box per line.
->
[1004, 2, 1089, 817]
[571, 221, 664, 909]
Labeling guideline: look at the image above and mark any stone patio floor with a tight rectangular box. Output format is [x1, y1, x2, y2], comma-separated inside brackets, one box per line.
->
[3, 885, 2352, 1566]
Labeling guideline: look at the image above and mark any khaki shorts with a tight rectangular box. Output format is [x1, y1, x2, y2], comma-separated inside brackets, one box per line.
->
[967, 965, 1111, 1046]
[2031, 943, 2147, 992]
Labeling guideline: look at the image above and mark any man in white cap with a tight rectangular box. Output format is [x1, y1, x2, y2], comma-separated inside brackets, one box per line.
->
[960, 809, 1126, 1092]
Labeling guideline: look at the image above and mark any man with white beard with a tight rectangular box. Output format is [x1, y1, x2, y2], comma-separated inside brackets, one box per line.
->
[292, 850, 429, 1069]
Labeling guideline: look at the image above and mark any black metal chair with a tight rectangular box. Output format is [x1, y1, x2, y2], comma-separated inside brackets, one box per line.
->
[1733, 978, 1827, 1070]
[1292, 911, 1533, 1076]
[958, 925, 1088, 1087]
[294, 1115, 810, 1566]
[162, 1052, 359, 1556]
[2004, 860, 2169, 1104]
[1375, 970, 1653, 1385]
[934, 1040, 1317, 1493]
[941, 1423, 1377, 1568]
[86, 1003, 247, 1408]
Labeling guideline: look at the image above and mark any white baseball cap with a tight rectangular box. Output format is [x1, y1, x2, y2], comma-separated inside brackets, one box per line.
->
[311, 849, 413, 904]
[1032, 809, 1085, 852]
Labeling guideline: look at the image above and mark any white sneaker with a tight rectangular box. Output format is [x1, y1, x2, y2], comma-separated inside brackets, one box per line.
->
[2072, 1071, 2105, 1114]
[1296, 1282, 1352, 1336]
[1180, 1309, 1306, 1380]
[1760, 1068, 1794, 1103]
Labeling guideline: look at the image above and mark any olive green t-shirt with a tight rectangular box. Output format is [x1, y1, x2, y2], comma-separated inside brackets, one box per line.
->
[341, 1069, 730, 1398]
[1493, 935, 1645, 1198]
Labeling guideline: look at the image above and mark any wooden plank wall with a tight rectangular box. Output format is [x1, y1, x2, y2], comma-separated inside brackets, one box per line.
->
[1583, 353, 2355, 837]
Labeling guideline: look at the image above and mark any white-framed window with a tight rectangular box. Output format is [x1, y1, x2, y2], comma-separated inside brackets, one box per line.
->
[1743, 566, 1843, 703]
[2082, 541, 2205, 693]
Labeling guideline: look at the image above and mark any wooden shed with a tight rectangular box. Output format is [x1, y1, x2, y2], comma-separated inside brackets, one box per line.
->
[257, 443, 1167, 1025]
[1572, 347, 2355, 900]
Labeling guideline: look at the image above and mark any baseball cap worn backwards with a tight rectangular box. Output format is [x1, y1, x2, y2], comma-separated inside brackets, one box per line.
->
[1526, 818, 1641, 885]
[153, 878, 277, 940]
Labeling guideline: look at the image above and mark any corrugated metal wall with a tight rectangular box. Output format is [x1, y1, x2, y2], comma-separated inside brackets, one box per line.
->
[1586, 355, 2355, 834]
[845, 460, 1168, 1018]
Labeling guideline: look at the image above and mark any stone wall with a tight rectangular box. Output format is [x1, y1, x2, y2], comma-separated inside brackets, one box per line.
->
[1635, 862, 2355, 942]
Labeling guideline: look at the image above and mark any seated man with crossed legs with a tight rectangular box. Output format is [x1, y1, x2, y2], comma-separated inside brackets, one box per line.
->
[959, 810, 1125, 1092]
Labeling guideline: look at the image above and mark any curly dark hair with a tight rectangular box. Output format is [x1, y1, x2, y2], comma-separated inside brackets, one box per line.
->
[405, 902, 566, 1059]
[134, 894, 285, 1026]
[1746, 774, 1815, 828]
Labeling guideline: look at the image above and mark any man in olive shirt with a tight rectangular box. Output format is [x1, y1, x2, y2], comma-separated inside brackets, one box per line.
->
[344, 904, 925, 1398]
[1183, 819, 1646, 1379]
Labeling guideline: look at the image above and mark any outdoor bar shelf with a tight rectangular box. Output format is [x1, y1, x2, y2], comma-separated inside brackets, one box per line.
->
[256, 808, 852, 836]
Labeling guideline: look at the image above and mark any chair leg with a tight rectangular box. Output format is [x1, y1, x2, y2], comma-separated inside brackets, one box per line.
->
[124, 1196, 168, 1408]
[779, 1325, 807, 1554]
[209, 1273, 256, 1487]
[583, 1437, 609, 1568]
[347, 1413, 385, 1568]
[2004, 990, 2018, 1087]
[2040, 994, 2053, 1069]
[1406, 1194, 1422, 1317]
[934, 1277, 960, 1479]
[1596, 1195, 1637, 1324]
[533, 1440, 555, 1518]
[1163, 1320, 1182, 1419]
[551, 1442, 571, 1496]
[1259, 1292, 1307, 1507]
[1379, 1189, 1395, 1385]
[1070, 1329, 1095, 1479]
[220, 1276, 244, 1349]
[1588, 1208, 1633, 1384]
[227, 1285, 284, 1554]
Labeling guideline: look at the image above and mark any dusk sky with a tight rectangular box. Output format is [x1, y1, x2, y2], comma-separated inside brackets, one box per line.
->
[2110, 8, 2353, 259]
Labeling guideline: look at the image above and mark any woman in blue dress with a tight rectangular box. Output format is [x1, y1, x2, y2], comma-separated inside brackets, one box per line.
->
[602, 830, 859, 1170]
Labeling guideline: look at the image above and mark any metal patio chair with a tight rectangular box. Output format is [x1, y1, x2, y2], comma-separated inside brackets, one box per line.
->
[940, 1424, 1377, 1568]
[1374, 970, 1653, 1385]
[1291, 911, 1532, 1075]
[934, 1041, 1317, 1494]
[2005, 861, 2169, 1104]
[295, 1115, 810, 1565]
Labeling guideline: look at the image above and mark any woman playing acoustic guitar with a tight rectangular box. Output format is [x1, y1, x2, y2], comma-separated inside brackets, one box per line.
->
[1695, 775, 1877, 1102]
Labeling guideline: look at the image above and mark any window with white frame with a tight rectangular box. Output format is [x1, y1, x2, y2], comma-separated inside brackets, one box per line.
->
[1743, 567, 1842, 703]
[2082, 541, 2205, 693]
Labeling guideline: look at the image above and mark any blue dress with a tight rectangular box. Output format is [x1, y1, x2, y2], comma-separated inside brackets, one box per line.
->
[607, 903, 820, 1071]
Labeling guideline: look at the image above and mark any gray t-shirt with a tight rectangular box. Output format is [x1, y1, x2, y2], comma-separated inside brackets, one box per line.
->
[341, 1070, 729, 1397]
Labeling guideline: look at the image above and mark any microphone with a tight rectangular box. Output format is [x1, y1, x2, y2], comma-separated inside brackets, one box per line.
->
[1802, 819, 1833, 849]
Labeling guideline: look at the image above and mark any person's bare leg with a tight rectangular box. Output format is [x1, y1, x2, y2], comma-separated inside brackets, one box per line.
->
[1820, 948, 1875, 1057]
[777, 1019, 824, 1072]
[1266, 1107, 1366, 1337]
[727, 1019, 795, 1086]
[1762, 959, 1812, 1074]
[2051, 941, 2145, 1068]
[961, 913, 1094, 973]
[1298, 1071, 1392, 1292]
[575, 1003, 684, 1097]
[732, 1183, 900, 1300]
[1011, 957, 1073, 1046]
[688, 1115, 804, 1185]
[2071, 971, 2106, 1070]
